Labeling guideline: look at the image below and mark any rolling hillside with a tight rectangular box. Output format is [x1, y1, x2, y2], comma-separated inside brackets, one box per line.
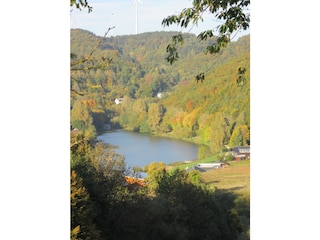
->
[71, 29, 250, 154]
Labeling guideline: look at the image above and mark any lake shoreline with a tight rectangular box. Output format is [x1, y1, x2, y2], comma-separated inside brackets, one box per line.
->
[98, 127, 208, 147]
[97, 129, 199, 168]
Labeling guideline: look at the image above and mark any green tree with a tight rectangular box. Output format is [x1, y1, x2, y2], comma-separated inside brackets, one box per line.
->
[138, 112, 151, 133]
[70, 0, 92, 13]
[71, 170, 102, 240]
[71, 142, 129, 240]
[145, 162, 166, 194]
[116, 96, 142, 130]
[70, 0, 116, 97]
[157, 170, 243, 239]
[210, 112, 230, 154]
[229, 124, 250, 147]
[147, 103, 164, 132]
[198, 144, 212, 160]
[71, 100, 97, 139]
[159, 106, 180, 133]
[187, 170, 203, 186]
[88, 142, 126, 179]
[132, 98, 148, 113]
[162, 0, 250, 64]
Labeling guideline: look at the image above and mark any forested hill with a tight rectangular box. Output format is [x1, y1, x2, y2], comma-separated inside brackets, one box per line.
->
[71, 29, 225, 98]
[71, 29, 249, 96]
[71, 29, 250, 154]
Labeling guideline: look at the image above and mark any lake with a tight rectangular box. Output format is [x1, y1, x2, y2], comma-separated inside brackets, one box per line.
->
[97, 130, 199, 168]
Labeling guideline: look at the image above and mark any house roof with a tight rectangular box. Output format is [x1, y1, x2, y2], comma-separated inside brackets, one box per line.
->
[234, 146, 250, 153]
[124, 176, 146, 187]
[71, 128, 80, 136]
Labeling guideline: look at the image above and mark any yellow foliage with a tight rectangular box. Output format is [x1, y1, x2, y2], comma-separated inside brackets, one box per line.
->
[229, 125, 250, 147]
[182, 107, 200, 128]
[173, 111, 187, 127]
[91, 109, 104, 113]
[70, 170, 88, 204]
[81, 99, 97, 110]
[71, 225, 81, 240]
[86, 82, 101, 88]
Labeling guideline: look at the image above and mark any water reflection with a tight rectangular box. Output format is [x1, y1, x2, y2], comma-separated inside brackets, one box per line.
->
[97, 130, 199, 168]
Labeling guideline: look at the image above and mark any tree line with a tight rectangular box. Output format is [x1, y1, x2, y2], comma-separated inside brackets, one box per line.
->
[71, 136, 249, 240]
[71, 30, 250, 156]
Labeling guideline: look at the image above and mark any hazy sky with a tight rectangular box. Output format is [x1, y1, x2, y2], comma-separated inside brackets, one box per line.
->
[70, 0, 250, 39]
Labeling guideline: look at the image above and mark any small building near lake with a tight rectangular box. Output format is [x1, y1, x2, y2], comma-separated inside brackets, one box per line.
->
[123, 176, 146, 191]
[71, 128, 80, 136]
[186, 162, 229, 172]
[233, 146, 250, 160]
[103, 123, 111, 130]
[115, 98, 124, 105]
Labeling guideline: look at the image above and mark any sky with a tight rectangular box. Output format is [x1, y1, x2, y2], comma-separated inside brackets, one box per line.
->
[70, 0, 250, 39]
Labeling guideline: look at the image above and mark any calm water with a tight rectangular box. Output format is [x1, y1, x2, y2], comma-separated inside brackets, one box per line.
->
[97, 130, 198, 168]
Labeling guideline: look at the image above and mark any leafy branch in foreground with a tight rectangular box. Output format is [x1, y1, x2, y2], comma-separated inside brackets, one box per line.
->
[165, 34, 183, 65]
[162, 0, 250, 81]
[70, 27, 116, 71]
[236, 67, 247, 87]
[70, 0, 92, 13]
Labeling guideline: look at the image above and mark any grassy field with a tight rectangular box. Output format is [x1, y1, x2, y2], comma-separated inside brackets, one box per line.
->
[167, 157, 250, 239]
[196, 159, 250, 239]
[165, 148, 250, 198]
[201, 160, 250, 195]
[169, 157, 250, 195]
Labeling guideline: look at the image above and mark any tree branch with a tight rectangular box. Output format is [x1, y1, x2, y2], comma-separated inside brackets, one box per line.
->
[70, 27, 115, 67]
[70, 26, 115, 96]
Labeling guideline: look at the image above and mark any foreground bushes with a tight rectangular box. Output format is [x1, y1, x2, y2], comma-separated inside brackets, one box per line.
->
[71, 141, 245, 240]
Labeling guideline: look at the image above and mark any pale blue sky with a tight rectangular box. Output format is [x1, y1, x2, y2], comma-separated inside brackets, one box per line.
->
[70, 0, 250, 39]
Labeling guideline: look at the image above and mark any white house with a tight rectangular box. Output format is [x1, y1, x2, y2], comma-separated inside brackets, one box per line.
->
[115, 98, 124, 105]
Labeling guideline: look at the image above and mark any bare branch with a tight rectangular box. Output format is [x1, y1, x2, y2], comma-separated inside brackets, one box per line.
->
[70, 26, 116, 96]
[70, 137, 89, 148]
[71, 89, 85, 96]
[70, 27, 115, 67]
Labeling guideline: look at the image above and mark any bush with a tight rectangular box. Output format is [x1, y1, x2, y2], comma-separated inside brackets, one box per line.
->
[224, 153, 234, 162]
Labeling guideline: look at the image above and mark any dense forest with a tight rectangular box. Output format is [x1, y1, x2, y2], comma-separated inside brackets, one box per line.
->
[70, 29, 250, 240]
[71, 29, 250, 154]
